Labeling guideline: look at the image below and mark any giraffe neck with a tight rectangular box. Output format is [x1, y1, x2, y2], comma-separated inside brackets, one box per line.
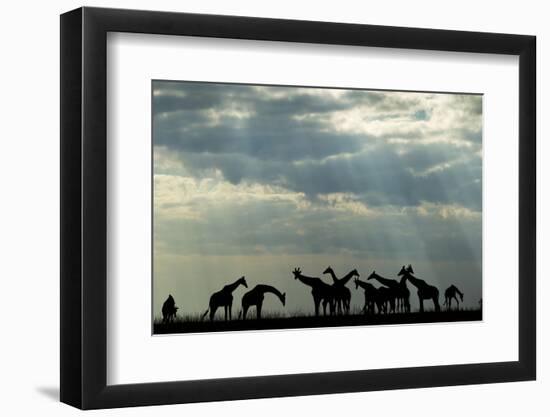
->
[405, 273, 427, 289]
[372, 273, 399, 288]
[256, 285, 285, 303]
[224, 278, 243, 293]
[297, 274, 323, 289]
[326, 269, 339, 284]
[339, 270, 358, 286]
[356, 279, 375, 291]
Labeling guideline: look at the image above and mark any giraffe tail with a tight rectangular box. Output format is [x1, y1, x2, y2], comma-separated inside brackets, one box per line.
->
[201, 309, 209, 321]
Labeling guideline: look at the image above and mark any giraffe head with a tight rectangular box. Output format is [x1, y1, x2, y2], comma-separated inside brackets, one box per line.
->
[292, 267, 302, 280]
[351, 268, 360, 278]
[367, 270, 377, 280]
[322, 266, 334, 275]
[238, 276, 248, 288]
[407, 264, 414, 274]
[398, 265, 408, 276]
[354, 278, 360, 289]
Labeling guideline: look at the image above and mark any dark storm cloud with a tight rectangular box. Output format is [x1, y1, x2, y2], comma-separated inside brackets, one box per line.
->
[153, 83, 379, 161]
[154, 81, 387, 117]
[283, 148, 481, 210]
[154, 115, 367, 161]
[153, 82, 251, 113]
[153, 80, 482, 209]
[169, 142, 481, 210]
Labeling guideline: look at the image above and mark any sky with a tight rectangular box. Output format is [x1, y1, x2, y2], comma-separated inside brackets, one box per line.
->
[152, 80, 482, 319]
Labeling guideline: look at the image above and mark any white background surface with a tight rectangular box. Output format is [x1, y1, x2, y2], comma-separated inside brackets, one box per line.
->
[108, 33, 518, 385]
[0, 0, 545, 416]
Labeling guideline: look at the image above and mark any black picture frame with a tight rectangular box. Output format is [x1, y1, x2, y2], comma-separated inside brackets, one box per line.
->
[60, 6, 536, 410]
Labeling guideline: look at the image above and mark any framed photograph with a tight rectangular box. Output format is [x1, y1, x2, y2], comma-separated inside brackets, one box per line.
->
[60, 6, 536, 409]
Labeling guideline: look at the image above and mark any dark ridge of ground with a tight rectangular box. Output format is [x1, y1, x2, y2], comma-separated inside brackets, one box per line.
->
[153, 309, 482, 334]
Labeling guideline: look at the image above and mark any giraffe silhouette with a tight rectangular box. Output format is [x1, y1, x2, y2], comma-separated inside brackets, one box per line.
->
[161, 294, 178, 323]
[398, 265, 440, 312]
[241, 284, 286, 320]
[367, 271, 401, 313]
[292, 267, 335, 316]
[353, 278, 379, 314]
[323, 266, 359, 314]
[201, 276, 248, 321]
[443, 285, 464, 310]
[397, 274, 411, 313]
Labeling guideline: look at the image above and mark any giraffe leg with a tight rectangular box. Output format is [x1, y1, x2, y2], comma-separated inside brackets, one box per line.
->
[243, 305, 248, 320]
[257, 302, 262, 320]
[314, 297, 320, 317]
[419, 296, 424, 313]
[210, 306, 217, 321]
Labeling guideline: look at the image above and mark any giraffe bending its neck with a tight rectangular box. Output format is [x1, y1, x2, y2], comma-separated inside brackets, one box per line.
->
[292, 267, 336, 316]
[202, 276, 248, 321]
[323, 266, 359, 314]
[241, 284, 286, 320]
[444, 285, 464, 310]
[398, 265, 440, 312]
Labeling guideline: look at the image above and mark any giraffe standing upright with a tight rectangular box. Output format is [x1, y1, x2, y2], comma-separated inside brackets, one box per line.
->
[353, 278, 379, 314]
[202, 276, 248, 321]
[398, 265, 440, 312]
[323, 266, 359, 314]
[292, 267, 336, 316]
[397, 275, 411, 313]
[367, 271, 403, 313]
[444, 285, 464, 310]
[241, 284, 286, 320]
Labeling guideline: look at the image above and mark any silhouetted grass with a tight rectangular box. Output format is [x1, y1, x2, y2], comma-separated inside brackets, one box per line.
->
[153, 308, 482, 334]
